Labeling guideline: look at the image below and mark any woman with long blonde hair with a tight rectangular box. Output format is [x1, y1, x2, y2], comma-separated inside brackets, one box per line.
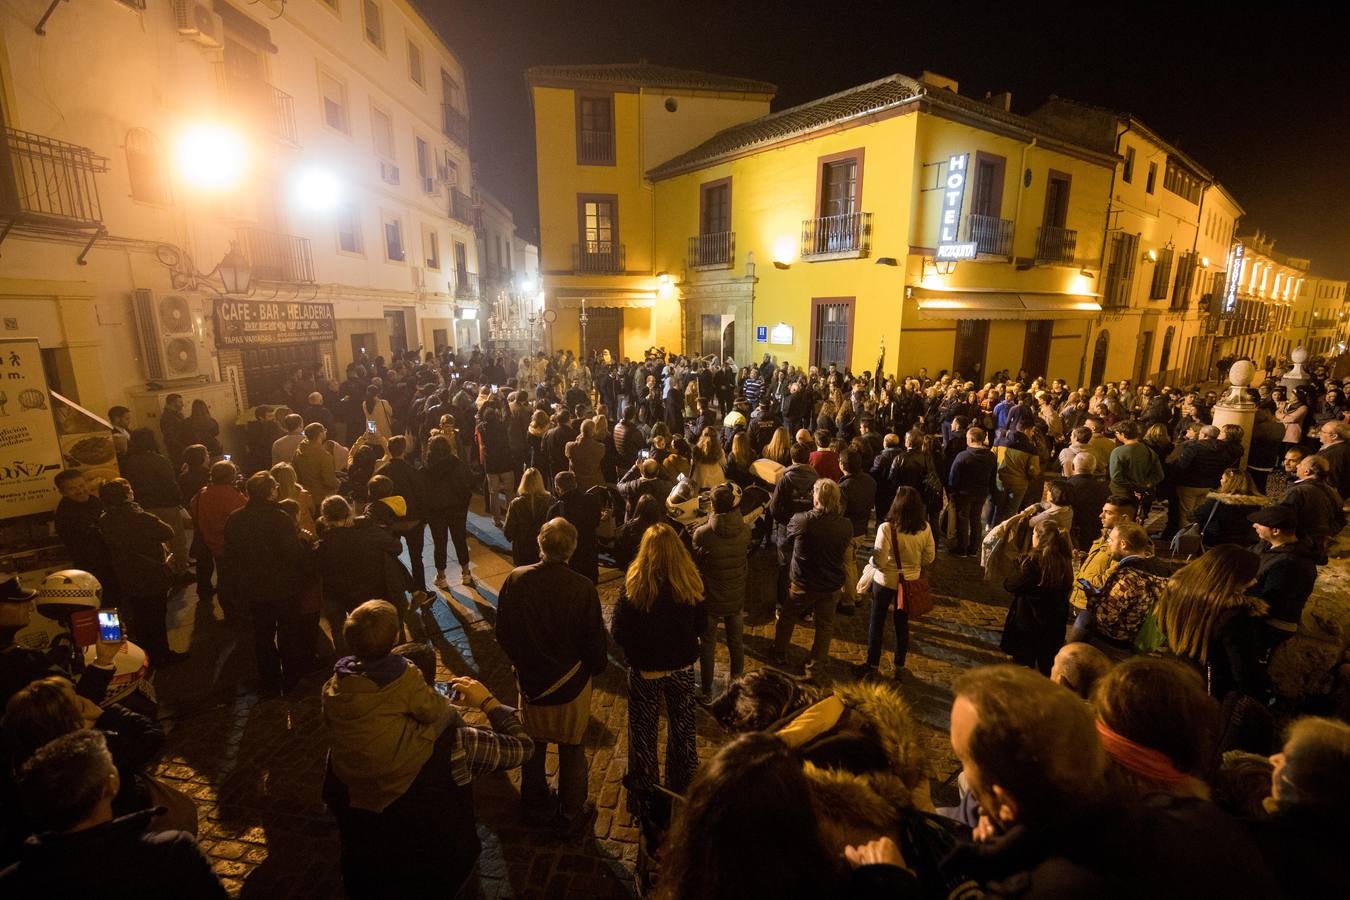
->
[501, 467, 553, 565]
[611, 522, 706, 797]
[690, 429, 726, 490]
[762, 426, 793, 466]
[726, 431, 757, 486]
[1155, 545, 1268, 699]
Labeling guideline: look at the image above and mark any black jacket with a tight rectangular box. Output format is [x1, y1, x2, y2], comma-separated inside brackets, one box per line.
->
[222, 499, 302, 607]
[617, 465, 675, 515]
[1248, 540, 1319, 626]
[1248, 805, 1349, 900]
[692, 510, 751, 616]
[770, 463, 819, 526]
[374, 457, 426, 520]
[613, 421, 645, 469]
[785, 508, 852, 593]
[54, 495, 114, 580]
[495, 561, 608, 705]
[1172, 438, 1242, 489]
[501, 494, 554, 566]
[548, 490, 602, 580]
[838, 472, 876, 536]
[1065, 474, 1109, 548]
[121, 449, 182, 508]
[1280, 478, 1346, 555]
[949, 446, 998, 497]
[1000, 557, 1071, 658]
[98, 502, 173, 595]
[1191, 493, 1263, 547]
[0, 809, 225, 899]
[612, 582, 707, 672]
[423, 453, 474, 513]
[316, 518, 404, 612]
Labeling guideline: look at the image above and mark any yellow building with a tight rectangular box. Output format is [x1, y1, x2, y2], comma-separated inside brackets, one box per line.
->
[1030, 100, 1247, 387]
[649, 72, 1117, 380]
[1292, 276, 1348, 359]
[0, 0, 482, 429]
[527, 63, 775, 361]
[1214, 232, 1308, 368]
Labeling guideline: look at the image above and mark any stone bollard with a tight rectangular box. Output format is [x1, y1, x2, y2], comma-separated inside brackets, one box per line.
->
[1211, 358, 1257, 467]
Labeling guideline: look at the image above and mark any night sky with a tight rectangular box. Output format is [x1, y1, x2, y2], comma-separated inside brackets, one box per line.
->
[421, 0, 1350, 278]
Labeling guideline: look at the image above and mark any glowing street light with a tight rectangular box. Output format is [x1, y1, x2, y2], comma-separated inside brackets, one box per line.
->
[293, 166, 343, 213]
[175, 123, 248, 191]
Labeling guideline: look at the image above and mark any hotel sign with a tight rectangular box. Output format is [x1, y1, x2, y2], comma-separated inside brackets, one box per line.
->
[937, 153, 973, 260]
[1224, 243, 1244, 313]
[214, 299, 336, 347]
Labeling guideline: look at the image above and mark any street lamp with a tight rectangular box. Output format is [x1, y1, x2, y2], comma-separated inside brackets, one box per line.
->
[579, 298, 589, 360]
[217, 241, 252, 295]
[175, 123, 248, 191]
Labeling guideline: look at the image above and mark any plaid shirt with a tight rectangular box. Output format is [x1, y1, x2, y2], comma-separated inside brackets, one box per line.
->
[447, 703, 533, 787]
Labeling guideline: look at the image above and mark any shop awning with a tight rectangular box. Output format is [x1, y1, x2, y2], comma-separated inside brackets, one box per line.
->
[912, 289, 1102, 320]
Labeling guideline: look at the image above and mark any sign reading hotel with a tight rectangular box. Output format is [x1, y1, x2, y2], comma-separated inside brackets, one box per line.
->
[215, 299, 336, 347]
[936, 153, 976, 261]
[0, 338, 63, 519]
[1224, 243, 1244, 314]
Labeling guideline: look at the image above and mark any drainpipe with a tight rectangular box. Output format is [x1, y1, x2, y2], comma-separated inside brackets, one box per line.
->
[1010, 137, 1038, 269]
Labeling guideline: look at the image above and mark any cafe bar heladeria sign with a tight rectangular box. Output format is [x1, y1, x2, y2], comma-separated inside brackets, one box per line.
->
[0, 338, 63, 518]
[214, 299, 336, 347]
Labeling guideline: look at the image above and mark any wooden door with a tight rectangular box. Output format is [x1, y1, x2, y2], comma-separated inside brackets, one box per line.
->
[953, 319, 990, 378]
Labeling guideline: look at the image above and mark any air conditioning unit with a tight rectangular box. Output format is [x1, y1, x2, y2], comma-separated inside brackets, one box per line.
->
[380, 161, 400, 185]
[172, 0, 222, 48]
[131, 289, 212, 382]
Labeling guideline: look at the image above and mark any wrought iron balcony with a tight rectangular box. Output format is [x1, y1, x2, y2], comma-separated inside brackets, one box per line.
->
[455, 270, 480, 298]
[236, 226, 316, 283]
[573, 241, 625, 274]
[449, 189, 474, 225]
[578, 131, 615, 165]
[1, 127, 107, 229]
[221, 68, 299, 145]
[689, 231, 734, 269]
[1034, 224, 1077, 264]
[968, 213, 1013, 257]
[441, 104, 470, 148]
[801, 211, 871, 258]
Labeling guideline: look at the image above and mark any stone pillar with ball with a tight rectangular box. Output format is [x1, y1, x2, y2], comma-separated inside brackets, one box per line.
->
[1280, 346, 1312, 391]
[1212, 358, 1257, 466]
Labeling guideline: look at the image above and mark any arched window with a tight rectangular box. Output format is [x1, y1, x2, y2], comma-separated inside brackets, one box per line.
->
[125, 128, 172, 206]
[1158, 326, 1176, 380]
[1090, 330, 1110, 387]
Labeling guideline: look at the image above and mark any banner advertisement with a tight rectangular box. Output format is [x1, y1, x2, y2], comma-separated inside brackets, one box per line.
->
[0, 339, 63, 518]
[214, 299, 337, 347]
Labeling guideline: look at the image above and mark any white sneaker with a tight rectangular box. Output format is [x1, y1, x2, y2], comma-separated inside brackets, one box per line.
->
[434, 571, 448, 589]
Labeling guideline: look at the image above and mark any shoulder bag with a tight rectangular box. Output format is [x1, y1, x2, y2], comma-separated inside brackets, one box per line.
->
[892, 525, 934, 618]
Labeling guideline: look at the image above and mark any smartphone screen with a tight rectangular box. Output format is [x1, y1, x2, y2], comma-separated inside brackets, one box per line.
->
[433, 681, 460, 702]
[366, 419, 378, 434]
[491, 384, 498, 393]
[97, 609, 122, 643]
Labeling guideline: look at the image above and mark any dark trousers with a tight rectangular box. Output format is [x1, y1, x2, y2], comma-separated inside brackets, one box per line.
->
[626, 667, 698, 796]
[196, 547, 217, 601]
[773, 584, 838, 679]
[865, 583, 909, 668]
[126, 591, 170, 660]
[250, 601, 308, 690]
[699, 611, 744, 694]
[400, 525, 427, 591]
[428, 508, 470, 571]
[521, 741, 589, 818]
[953, 492, 986, 555]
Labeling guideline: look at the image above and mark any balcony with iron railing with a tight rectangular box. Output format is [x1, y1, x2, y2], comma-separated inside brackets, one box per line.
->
[220, 67, 299, 145]
[573, 241, 625, 274]
[689, 231, 735, 269]
[1034, 224, 1077, 264]
[578, 130, 615, 165]
[441, 104, 470, 149]
[1, 127, 107, 228]
[967, 213, 1014, 257]
[449, 189, 474, 226]
[454, 270, 480, 298]
[801, 211, 871, 259]
[236, 226, 316, 283]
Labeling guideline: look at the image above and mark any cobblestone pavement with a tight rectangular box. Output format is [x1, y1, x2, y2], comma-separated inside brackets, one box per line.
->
[153, 508, 1010, 898]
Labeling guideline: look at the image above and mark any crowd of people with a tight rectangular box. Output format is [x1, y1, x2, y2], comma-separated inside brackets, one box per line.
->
[1, 342, 1348, 897]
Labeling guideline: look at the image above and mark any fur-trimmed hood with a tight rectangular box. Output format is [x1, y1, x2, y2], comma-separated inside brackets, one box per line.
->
[775, 680, 933, 851]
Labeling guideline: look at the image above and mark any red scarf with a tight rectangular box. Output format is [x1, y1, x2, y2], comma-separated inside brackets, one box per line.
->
[1095, 719, 1189, 786]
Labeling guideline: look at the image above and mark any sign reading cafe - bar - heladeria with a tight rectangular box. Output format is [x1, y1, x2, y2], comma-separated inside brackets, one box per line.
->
[214, 299, 337, 348]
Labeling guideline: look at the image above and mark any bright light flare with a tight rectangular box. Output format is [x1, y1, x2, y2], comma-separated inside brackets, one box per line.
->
[294, 167, 343, 213]
[771, 235, 795, 266]
[175, 123, 248, 191]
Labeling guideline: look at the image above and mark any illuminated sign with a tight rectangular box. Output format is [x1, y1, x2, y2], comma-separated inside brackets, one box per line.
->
[937, 153, 970, 259]
[936, 242, 977, 261]
[214, 299, 336, 347]
[1224, 243, 1244, 313]
[769, 323, 794, 345]
[755, 325, 768, 343]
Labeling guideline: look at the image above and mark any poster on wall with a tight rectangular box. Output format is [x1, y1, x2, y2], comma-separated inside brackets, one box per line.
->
[0, 339, 63, 519]
[52, 392, 119, 488]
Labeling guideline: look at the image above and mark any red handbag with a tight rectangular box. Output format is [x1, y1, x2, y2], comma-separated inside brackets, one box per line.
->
[891, 524, 934, 617]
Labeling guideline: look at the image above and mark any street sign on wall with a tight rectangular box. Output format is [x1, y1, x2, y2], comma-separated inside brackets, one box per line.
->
[0, 339, 63, 519]
[755, 325, 768, 343]
[214, 299, 336, 347]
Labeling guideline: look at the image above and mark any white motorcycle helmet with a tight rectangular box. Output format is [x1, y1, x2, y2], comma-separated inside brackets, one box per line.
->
[36, 569, 103, 620]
